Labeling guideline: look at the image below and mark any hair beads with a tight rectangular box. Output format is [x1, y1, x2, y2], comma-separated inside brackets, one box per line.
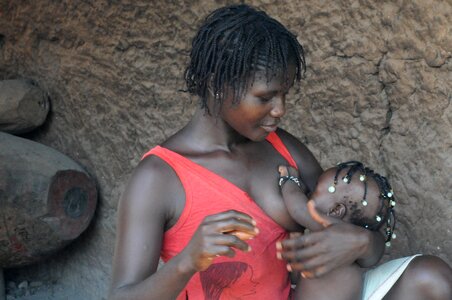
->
[329, 161, 396, 245]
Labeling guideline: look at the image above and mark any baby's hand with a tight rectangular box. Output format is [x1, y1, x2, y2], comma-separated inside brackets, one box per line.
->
[278, 165, 300, 178]
[278, 165, 307, 193]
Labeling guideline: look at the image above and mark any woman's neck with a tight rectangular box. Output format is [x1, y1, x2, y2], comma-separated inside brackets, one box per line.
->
[180, 107, 249, 152]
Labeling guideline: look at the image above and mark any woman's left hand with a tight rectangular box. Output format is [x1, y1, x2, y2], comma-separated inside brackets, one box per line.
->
[277, 201, 370, 278]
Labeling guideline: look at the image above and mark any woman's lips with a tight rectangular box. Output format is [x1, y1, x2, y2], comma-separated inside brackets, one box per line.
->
[260, 124, 278, 132]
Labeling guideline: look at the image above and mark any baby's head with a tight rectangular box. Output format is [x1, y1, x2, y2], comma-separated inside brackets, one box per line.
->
[311, 161, 396, 245]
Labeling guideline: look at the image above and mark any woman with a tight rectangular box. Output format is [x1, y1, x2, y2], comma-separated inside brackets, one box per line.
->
[109, 4, 451, 299]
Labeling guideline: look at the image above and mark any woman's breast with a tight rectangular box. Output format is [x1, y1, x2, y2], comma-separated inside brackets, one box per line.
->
[248, 166, 305, 232]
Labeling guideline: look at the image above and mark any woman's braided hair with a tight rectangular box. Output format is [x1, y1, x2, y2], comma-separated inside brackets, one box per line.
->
[184, 4, 306, 114]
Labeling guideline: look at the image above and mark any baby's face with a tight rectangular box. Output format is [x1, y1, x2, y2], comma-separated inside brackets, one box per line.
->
[309, 168, 340, 214]
[310, 167, 380, 222]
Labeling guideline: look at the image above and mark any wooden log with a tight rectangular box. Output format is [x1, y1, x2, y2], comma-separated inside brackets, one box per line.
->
[0, 79, 49, 134]
[0, 132, 97, 268]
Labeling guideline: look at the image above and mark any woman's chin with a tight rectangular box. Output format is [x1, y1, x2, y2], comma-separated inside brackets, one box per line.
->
[249, 132, 270, 142]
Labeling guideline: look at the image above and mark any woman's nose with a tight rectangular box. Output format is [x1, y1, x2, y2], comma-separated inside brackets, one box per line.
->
[270, 96, 286, 118]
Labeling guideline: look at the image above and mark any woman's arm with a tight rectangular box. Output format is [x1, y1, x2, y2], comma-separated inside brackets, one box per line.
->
[356, 230, 385, 267]
[276, 129, 385, 274]
[109, 156, 258, 299]
[279, 223, 384, 278]
[109, 156, 194, 299]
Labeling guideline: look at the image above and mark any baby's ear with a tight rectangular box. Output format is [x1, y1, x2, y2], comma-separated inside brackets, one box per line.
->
[327, 203, 346, 219]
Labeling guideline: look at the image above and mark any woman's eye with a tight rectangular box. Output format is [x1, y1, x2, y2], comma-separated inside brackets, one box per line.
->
[259, 96, 273, 103]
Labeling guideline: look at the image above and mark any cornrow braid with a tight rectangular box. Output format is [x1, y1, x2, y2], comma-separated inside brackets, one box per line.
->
[184, 4, 306, 114]
[328, 161, 396, 247]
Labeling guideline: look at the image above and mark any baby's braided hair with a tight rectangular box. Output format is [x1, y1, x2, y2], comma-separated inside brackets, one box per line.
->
[328, 161, 396, 246]
[184, 4, 306, 114]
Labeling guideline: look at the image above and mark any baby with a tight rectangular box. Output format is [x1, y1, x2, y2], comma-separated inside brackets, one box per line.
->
[277, 161, 396, 300]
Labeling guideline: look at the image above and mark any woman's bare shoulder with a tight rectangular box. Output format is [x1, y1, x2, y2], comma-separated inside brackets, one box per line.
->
[131, 153, 177, 191]
[135, 127, 189, 186]
[121, 151, 185, 224]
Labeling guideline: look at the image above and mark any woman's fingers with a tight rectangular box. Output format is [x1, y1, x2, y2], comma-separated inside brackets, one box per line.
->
[214, 218, 259, 236]
[227, 230, 257, 241]
[287, 254, 332, 273]
[198, 210, 258, 256]
[278, 236, 337, 277]
[202, 210, 259, 236]
[289, 232, 302, 239]
[276, 231, 337, 276]
[187, 211, 257, 272]
[200, 210, 260, 242]
[278, 242, 322, 263]
[279, 231, 321, 250]
[276, 233, 322, 268]
[204, 245, 237, 258]
[204, 210, 256, 225]
[299, 265, 330, 279]
[193, 244, 237, 271]
[214, 233, 252, 252]
[302, 267, 330, 278]
[276, 223, 369, 278]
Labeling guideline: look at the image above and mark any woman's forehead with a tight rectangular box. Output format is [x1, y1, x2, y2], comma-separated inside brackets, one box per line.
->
[248, 65, 297, 91]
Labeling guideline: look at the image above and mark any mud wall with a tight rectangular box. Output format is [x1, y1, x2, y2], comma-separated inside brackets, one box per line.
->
[0, 0, 450, 299]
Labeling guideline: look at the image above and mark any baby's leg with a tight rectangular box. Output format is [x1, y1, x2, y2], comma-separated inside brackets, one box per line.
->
[293, 263, 363, 300]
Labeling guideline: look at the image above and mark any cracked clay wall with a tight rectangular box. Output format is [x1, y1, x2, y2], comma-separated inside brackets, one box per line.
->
[0, 0, 451, 299]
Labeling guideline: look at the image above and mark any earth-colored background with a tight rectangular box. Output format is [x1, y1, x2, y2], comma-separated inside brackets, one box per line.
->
[1, 0, 451, 299]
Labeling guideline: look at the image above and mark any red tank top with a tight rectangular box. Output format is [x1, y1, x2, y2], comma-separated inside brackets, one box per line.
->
[142, 132, 297, 299]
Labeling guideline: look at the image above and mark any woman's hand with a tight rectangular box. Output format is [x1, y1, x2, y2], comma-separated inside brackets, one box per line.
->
[277, 201, 370, 278]
[178, 210, 259, 273]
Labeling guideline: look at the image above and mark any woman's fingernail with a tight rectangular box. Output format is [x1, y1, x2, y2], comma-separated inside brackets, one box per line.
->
[251, 219, 257, 226]
[276, 241, 282, 251]
[254, 227, 260, 234]
[301, 272, 306, 278]
[276, 251, 282, 260]
[286, 264, 292, 272]
[248, 245, 252, 252]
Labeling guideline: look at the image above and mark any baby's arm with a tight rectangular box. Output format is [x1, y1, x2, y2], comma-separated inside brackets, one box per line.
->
[278, 165, 323, 231]
[279, 168, 364, 300]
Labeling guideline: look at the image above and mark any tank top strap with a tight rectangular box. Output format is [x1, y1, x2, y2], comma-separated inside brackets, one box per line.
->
[141, 146, 198, 188]
[141, 145, 192, 172]
[265, 131, 298, 169]
[140, 146, 196, 236]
